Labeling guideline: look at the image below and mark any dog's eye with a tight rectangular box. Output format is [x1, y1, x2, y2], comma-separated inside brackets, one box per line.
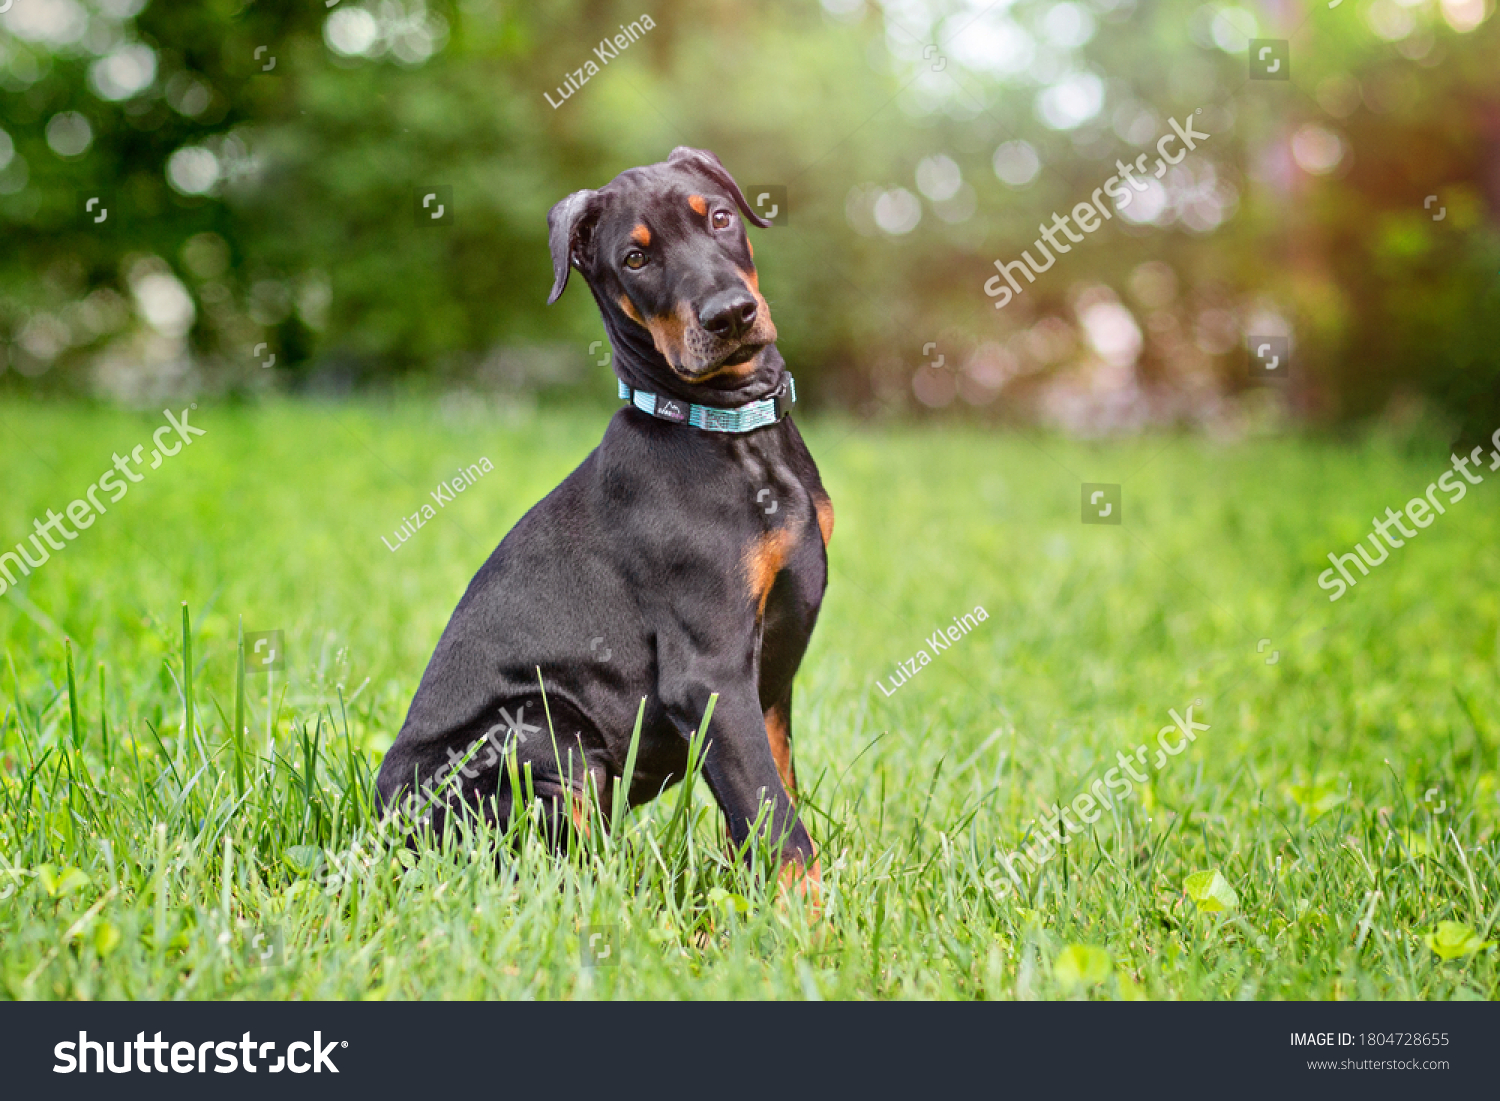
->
[711, 210, 733, 230]
[623, 249, 647, 270]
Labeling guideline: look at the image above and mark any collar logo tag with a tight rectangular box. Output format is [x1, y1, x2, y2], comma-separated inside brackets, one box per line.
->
[656, 398, 688, 423]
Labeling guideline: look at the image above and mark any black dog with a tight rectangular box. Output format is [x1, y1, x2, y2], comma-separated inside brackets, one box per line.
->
[376, 147, 832, 889]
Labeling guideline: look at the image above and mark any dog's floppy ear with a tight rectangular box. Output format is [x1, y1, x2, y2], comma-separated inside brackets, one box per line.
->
[667, 146, 772, 229]
[547, 188, 599, 304]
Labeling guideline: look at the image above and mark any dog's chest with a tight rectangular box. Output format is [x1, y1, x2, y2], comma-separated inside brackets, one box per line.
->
[737, 450, 828, 686]
[734, 431, 825, 580]
[603, 409, 828, 629]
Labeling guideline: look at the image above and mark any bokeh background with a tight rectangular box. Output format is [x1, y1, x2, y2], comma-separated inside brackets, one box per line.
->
[1, 0, 1497, 437]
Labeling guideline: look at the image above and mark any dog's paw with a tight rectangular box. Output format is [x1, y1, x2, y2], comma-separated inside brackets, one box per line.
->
[777, 856, 823, 919]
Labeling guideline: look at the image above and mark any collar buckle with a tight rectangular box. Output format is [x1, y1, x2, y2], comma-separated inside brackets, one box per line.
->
[771, 375, 795, 420]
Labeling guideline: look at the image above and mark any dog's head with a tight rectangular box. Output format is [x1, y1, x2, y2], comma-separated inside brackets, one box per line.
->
[547, 147, 778, 391]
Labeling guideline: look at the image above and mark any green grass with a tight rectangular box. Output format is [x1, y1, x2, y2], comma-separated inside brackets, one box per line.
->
[2, 397, 1499, 1000]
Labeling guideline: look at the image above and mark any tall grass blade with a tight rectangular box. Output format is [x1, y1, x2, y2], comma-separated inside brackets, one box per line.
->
[64, 638, 81, 751]
[181, 602, 194, 749]
[612, 697, 648, 836]
[234, 616, 246, 797]
[97, 663, 110, 771]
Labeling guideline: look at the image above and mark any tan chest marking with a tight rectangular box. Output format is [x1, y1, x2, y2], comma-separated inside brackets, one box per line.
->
[814, 495, 834, 546]
[743, 528, 796, 617]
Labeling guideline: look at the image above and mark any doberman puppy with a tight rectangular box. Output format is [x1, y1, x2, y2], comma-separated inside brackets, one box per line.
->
[376, 147, 831, 891]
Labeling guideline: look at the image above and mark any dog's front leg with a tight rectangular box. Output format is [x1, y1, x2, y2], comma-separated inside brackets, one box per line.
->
[657, 657, 815, 871]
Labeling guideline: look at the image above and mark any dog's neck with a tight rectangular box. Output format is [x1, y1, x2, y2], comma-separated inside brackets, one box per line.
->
[590, 288, 787, 409]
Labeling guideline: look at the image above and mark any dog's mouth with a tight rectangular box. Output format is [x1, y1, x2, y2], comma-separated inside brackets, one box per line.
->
[671, 341, 766, 381]
[718, 343, 763, 368]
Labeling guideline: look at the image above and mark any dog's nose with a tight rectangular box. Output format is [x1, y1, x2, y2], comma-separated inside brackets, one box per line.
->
[698, 290, 758, 340]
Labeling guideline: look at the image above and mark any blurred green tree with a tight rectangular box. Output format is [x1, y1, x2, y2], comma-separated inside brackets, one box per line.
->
[0, 0, 1495, 436]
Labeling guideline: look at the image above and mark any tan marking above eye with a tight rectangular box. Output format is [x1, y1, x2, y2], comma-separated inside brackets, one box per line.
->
[630, 224, 651, 246]
[688, 194, 708, 216]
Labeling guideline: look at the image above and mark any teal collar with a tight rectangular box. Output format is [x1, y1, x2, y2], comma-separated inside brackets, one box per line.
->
[617, 374, 795, 433]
